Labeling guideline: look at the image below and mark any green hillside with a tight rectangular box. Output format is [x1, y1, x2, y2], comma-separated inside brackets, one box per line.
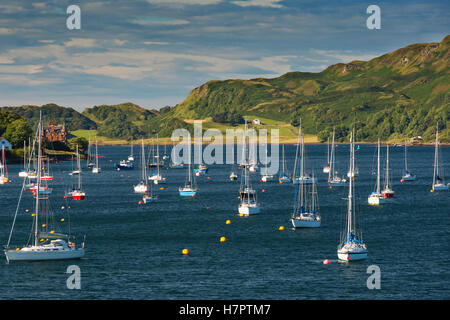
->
[163, 35, 449, 142]
[2, 104, 97, 131]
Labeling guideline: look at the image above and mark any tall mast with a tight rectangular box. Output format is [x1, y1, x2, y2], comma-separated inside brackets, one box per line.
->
[385, 144, 390, 188]
[327, 137, 330, 166]
[95, 141, 99, 168]
[34, 112, 42, 246]
[347, 131, 353, 238]
[77, 144, 81, 189]
[376, 138, 380, 194]
[329, 128, 335, 181]
[404, 139, 408, 172]
[292, 119, 301, 180]
[433, 123, 439, 185]
[156, 134, 160, 176]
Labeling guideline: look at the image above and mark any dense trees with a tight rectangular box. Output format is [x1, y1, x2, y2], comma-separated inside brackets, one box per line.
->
[0, 111, 33, 148]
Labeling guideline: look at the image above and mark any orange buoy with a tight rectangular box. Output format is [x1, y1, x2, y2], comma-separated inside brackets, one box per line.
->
[207, 177, 211, 180]
[160, 187, 164, 190]
[323, 259, 330, 265]
[138, 201, 143, 205]
[262, 189, 266, 193]
[63, 195, 67, 199]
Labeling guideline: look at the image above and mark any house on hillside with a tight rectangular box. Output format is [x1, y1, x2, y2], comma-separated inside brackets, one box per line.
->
[42, 122, 67, 144]
[252, 119, 261, 125]
[0, 137, 12, 150]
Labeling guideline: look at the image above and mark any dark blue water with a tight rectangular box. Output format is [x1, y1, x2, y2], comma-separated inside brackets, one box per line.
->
[0, 144, 448, 299]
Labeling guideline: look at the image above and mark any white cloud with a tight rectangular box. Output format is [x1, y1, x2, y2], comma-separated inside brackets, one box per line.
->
[146, 0, 222, 5]
[64, 38, 98, 48]
[0, 28, 14, 35]
[0, 64, 43, 74]
[231, 0, 283, 8]
[142, 41, 170, 45]
[313, 50, 378, 63]
[0, 57, 14, 64]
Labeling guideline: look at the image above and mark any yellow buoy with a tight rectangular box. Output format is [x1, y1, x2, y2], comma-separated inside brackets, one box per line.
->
[31, 213, 36, 217]
[42, 224, 46, 227]
[239, 213, 244, 217]
[160, 187, 164, 190]
[61, 218, 65, 222]
[50, 230, 55, 234]
[220, 236, 226, 242]
[16, 248, 20, 251]
[40, 239, 44, 242]
[182, 248, 189, 255]
[279, 226, 285, 231]
[226, 220, 231, 225]
[430, 189, 434, 193]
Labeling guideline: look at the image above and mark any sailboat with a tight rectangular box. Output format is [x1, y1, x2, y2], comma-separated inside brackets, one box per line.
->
[148, 136, 167, 184]
[92, 141, 101, 174]
[40, 156, 53, 181]
[293, 120, 317, 185]
[0, 145, 9, 184]
[381, 144, 395, 198]
[291, 133, 320, 228]
[141, 140, 158, 203]
[261, 145, 274, 182]
[368, 139, 386, 205]
[19, 140, 29, 178]
[238, 120, 260, 216]
[323, 137, 331, 173]
[4, 112, 85, 262]
[179, 147, 197, 197]
[68, 145, 85, 200]
[194, 163, 208, 176]
[134, 139, 148, 194]
[401, 140, 416, 182]
[230, 165, 238, 181]
[337, 131, 368, 262]
[328, 128, 347, 187]
[432, 123, 449, 191]
[86, 139, 95, 168]
[115, 141, 135, 171]
[279, 144, 291, 183]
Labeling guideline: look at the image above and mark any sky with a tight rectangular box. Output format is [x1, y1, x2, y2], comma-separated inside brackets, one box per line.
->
[0, 0, 448, 112]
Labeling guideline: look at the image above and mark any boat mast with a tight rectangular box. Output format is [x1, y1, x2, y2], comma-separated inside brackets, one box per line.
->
[433, 123, 439, 186]
[292, 119, 301, 180]
[95, 141, 99, 168]
[156, 135, 160, 176]
[376, 138, 381, 194]
[404, 139, 408, 172]
[34, 112, 42, 247]
[77, 144, 81, 189]
[385, 144, 390, 189]
[347, 132, 354, 239]
[329, 128, 335, 181]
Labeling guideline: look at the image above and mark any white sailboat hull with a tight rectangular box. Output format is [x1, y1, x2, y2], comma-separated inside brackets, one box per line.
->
[238, 204, 260, 216]
[18, 171, 28, 178]
[337, 248, 368, 261]
[291, 216, 320, 228]
[134, 184, 148, 193]
[293, 177, 318, 184]
[368, 193, 385, 205]
[261, 175, 275, 182]
[433, 183, 449, 191]
[322, 166, 330, 173]
[5, 247, 84, 262]
[92, 167, 101, 174]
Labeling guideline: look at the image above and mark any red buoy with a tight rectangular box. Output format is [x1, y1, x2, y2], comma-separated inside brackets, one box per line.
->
[323, 259, 330, 265]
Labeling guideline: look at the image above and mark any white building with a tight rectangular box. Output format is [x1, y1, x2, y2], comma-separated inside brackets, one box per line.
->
[252, 119, 261, 125]
[0, 137, 12, 150]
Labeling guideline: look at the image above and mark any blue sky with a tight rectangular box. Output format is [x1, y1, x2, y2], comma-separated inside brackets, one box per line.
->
[0, 0, 448, 111]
